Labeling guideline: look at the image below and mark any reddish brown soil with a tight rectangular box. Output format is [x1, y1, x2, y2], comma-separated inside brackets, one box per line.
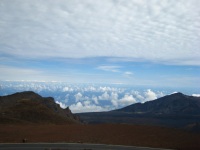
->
[0, 124, 199, 150]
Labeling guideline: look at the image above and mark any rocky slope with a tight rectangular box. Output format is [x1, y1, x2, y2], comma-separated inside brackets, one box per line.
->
[0, 91, 80, 124]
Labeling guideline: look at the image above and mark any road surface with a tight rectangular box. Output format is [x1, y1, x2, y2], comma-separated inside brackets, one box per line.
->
[0, 143, 174, 150]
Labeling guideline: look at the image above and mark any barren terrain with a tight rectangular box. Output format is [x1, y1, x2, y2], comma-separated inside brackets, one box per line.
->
[0, 124, 199, 150]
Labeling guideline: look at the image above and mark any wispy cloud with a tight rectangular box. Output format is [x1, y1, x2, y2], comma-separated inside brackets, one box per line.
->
[0, 0, 199, 65]
[0, 65, 43, 81]
[124, 71, 133, 75]
[0, 0, 199, 87]
[97, 65, 121, 72]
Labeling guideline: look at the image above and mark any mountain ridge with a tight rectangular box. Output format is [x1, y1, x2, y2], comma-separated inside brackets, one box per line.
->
[0, 91, 80, 124]
[77, 92, 200, 131]
[114, 92, 200, 115]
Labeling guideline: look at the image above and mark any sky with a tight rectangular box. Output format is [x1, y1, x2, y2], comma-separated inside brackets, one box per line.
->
[0, 0, 200, 88]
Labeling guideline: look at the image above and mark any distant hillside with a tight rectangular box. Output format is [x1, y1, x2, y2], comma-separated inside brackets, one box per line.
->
[78, 93, 200, 130]
[115, 92, 200, 115]
[0, 91, 80, 124]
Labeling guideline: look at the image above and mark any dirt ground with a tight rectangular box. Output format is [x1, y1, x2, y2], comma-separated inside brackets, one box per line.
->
[0, 124, 199, 150]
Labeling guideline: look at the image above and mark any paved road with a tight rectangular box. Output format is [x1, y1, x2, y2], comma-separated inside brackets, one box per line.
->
[0, 143, 174, 150]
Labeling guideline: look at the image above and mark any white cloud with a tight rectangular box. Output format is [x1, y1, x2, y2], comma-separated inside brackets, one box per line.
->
[132, 91, 144, 101]
[111, 92, 118, 100]
[70, 102, 108, 113]
[110, 92, 119, 107]
[86, 86, 96, 92]
[97, 65, 121, 72]
[111, 93, 136, 108]
[98, 92, 110, 100]
[131, 89, 161, 103]
[70, 88, 164, 109]
[144, 89, 157, 101]
[92, 95, 99, 104]
[124, 72, 133, 75]
[56, 101, 67, 109]
[1, 0, 199, 65]
[99, 86, 123, 93]
[83, 100, 91, 106]
[157, 91, 164, 98]
[111, 99, 119, 108]
[192, 94, 200, 97]
[62, 87, 74, 92]
[99, 86, 112, 92]
[74, 92, 83, 101]
[119, 94, 136, 106]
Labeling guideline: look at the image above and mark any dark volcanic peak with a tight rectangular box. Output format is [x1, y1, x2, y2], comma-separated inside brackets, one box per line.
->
[115, 92, 200, 115]
[0, 91, 80, 124]
[11, 91, 42, 97]
[10, 91, 43, 100]
[0, 91, 53, 110]
[78, 92, 200, 128]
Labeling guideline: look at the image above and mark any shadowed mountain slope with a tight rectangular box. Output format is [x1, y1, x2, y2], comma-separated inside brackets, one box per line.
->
[115, 92, 200, 115]
[77, 93, 200, 130]
[0, 91, 80, 124]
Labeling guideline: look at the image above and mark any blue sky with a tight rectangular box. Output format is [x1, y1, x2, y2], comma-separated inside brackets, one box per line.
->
[0, 0, 200, 89]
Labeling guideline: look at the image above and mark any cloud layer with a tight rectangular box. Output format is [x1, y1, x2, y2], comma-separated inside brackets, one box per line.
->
[0, 0, 200, 65]
[3, 81, 198, 113]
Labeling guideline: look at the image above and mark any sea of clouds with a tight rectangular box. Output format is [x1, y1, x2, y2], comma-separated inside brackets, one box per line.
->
[0, 81, 199, 113]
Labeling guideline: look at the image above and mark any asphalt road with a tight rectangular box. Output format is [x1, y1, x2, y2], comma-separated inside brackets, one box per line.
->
[0, 143, 174, 150]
